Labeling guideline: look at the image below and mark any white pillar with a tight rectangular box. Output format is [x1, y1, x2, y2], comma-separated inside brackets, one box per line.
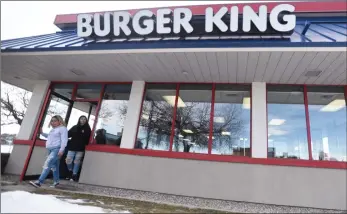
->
[16, 80, 50, 140]
[251, 82, 268, 158]
[120, 81, 146, 149]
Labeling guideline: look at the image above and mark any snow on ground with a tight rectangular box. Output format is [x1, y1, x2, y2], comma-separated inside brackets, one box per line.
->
[1, 191, 130, 213]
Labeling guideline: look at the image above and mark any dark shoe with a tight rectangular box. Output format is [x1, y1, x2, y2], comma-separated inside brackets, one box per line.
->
[29, 181, 41, 188]
[72, 174, 78, 182]
[66, 171, 72, 180]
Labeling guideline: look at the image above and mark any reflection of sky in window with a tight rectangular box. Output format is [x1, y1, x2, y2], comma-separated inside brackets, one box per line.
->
[41, 99, 69, 138]
[40, 99, 95, 140]
[96, 100, 128, 137]
[308, 96, 346, 162]
[212, 103, 250, 155]
[267, 103, 309, 159]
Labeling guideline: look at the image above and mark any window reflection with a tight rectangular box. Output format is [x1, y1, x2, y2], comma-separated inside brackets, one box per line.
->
[51, 83, 74, 99]
[66, 102, 97, 130]
[267, 85, 309, 160]
[173, 84, 212, 154]
[136, 84, 176, 151]
[94, 84, 132, 146]
[307, 86, 346, 162]
[212, 85, 251, 156]
[76, 84, 102, 100]
[39, 95, 69, 140]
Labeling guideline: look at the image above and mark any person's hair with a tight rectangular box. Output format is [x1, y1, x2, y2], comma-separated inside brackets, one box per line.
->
[77, 115, 88, 126]
[49, 115, 66, 127]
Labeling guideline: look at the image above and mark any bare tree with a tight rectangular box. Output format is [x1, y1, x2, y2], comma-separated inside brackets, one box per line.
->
[1, 84, 31, 126]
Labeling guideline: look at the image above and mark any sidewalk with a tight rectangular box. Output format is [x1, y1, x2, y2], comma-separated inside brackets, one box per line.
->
[1, 174, 345, 213]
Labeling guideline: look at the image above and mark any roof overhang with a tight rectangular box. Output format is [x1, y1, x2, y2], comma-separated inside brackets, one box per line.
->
[1, 1, 346, 92]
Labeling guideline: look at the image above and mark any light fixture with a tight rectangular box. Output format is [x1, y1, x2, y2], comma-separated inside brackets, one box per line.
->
[179, 134, 184, 138]
[183, 129, 193, 134]
[268, 119, 285, 126]
[243, 97, 251, 109]
[163, 96, 186, 108]
[222, 131, 231, 136]
[268, 139, 274, 142]
[182, 70, 189, 75]
[320, 99, 346, 112]
[214, 117, 225, 123]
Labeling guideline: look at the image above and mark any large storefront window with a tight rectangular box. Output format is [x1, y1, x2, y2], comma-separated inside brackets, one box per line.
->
[307, 86, 346, 162]
[76, 84, 102, 100]
[136, 84, 176, 150]
[267, 85, 309, 160]
[212, 85, 251, 156]
[39, 84, 73, 139]
[66, 102, 97, 130]
[173, 84, 212, 154]
[93, 84, 132, 145]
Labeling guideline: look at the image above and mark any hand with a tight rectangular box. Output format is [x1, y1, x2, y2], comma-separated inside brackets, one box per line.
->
[58, 151, 64, 158]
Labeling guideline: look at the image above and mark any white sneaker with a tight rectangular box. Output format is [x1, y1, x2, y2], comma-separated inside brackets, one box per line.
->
[50, 182, 59, 188]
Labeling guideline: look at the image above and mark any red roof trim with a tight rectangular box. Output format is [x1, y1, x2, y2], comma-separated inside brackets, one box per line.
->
[54, 1, 347, 26]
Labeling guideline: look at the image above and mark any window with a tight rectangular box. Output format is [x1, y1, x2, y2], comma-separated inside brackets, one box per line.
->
[38, 83, 99, 141]
[66, 102, 97, 131]
[94, 84, 132, 146]
[39, 95, 71, 139]
[52, 83, 74, 99]
[267, 85, 309, 160]
[136, 84, 176, 150]
[307, 86, 346, 162]
[75, 84, 102, 100]
[212, 85, 251, 156]
[173, 84, 213, 154]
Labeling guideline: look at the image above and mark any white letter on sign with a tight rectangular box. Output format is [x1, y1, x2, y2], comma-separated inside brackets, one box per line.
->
[229, 6, 239, 32]
[157, 9, 172, 34]
[77, 14, 93, 37]
[270, 4, 296, 32]
[205, 7, 228, 33]
[243, 5, 267, 32]
[94, 13, 111, 37]
[173, 8, 193, 34]
[133, 10, 154, 35]
[113, 11, 131, 36]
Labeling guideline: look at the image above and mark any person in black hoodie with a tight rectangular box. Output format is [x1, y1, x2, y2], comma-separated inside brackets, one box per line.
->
[65, 115, 91, 181]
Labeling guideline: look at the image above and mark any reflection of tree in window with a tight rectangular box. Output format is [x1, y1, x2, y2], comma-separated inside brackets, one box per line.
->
[173, 84, 212, 154]
[136, 84, 176, 151]
[211, 85, 251, 156]
[94, 84, 132, 146]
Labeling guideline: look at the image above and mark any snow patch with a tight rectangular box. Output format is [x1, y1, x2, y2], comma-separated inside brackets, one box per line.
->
[1, 191, 130, 213]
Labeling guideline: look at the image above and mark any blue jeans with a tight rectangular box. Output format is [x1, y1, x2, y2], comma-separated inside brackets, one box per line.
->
[38, 147, 60, 184]
[65, 151, 84, 175]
